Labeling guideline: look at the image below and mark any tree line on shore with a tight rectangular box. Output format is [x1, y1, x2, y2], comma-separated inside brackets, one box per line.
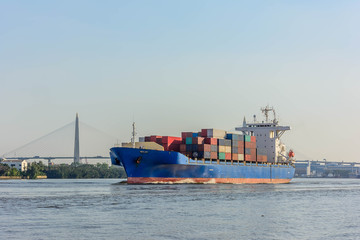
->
[0, 162, 126, 179]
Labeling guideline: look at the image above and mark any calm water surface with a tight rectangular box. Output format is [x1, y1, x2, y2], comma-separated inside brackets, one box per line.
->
[1, 178, 359, 240]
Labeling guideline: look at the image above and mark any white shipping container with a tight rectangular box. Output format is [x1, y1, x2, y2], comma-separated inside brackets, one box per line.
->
[207, 129, 226, 138]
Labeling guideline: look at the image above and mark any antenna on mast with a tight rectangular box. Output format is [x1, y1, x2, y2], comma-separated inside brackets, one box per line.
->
[261, 105, 277, 123]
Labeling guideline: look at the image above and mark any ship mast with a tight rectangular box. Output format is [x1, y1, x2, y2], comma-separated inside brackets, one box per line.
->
[261, 105, 277, 124]
[131, 122, 137, 148]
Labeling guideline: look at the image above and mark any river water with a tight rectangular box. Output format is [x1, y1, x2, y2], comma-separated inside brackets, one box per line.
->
[1, 178, 359, 240]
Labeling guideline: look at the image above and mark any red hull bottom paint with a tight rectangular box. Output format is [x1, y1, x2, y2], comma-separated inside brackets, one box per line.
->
[128, 177, 291, 184]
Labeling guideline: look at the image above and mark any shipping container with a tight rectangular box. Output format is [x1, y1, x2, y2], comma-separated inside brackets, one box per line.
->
[245, 154, 256, 161]
[139, 137, 145, 142]
[245, 142, 256, 149]
[150, 135, 162, 142]
[218, 139, 231, 146]
[206, 129, 227, 138]
[225, 153, 231, 160]
[210, 145, 218, 152]
[257, 155, 268, 162]
[238, 141, 244, 148]
[204, 138, 217, 145]
[225, 146, 231, 153]
[245, 148, 251, 155]
[238, 154, 244, 161]
[180, 144, 186, 152]
[218, 146, 226, 152]
[198, 144, 211, 152]
[200, 129, 207, 137]
[198, 151, 211, 159]
[250, 136, 256, 143]
[168, 142, 180, 152]
[186, 137, 192, 144]
[232, 154, 238, 160]
[181, 132, 193, 139]
[238, 147, 244, 154]
[192, 132, 198, 138]
[210, 152, 217, 159]
[232, 147, 238, 154]
[218, 152, 226, 160]
[244, 135, 251, 142]
[231, 140, 238, 147]
[226, 133, 242, 141]
[186, 145, 192, 152]
[250, 148, 256, 155]
[192, 137, 204, 144]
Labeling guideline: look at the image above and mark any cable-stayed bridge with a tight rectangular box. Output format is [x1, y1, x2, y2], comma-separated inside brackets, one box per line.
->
[2, 114, 119, 165]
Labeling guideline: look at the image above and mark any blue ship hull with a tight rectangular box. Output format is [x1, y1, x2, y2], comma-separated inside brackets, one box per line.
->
[110, 147, 295, 184]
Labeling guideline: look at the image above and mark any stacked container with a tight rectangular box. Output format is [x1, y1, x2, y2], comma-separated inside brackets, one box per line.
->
[143, 135, 182, 151]
[244, 135, 257, 161]
[257, 148, 268, 163]
[140, 128, 263, 163]
[226, 133, 245, 161]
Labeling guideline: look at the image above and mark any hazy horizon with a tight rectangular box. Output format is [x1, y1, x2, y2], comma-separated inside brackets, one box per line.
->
[1, 1, 359, 162]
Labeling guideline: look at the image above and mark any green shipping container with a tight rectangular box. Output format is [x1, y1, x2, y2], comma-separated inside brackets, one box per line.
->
[244, 135, 251, 142]
[186, 137, 192, 144]
[218, 152, 226, 160]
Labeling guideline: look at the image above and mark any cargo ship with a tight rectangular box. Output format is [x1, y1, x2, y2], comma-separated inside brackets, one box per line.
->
[110, 106, 295, 184]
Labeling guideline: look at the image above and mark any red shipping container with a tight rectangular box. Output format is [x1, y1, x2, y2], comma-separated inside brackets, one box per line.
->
[205, 137, 217, 145]
[245, 142, 256, 149]
[181, 132, 193, 139]
[225, 153, 231, 160]
[245, 154, 256, 161]
[168, 142, 180, 151]
[150, 135, 162, 142]
[201, 129, 208, 137]
[232, 154, 238, 160]
[198, 144, 211, 152]
[192, 137, 204, 144]
[250, 136, 256, 143]
[162, 136, 181, 143]
[238, 147, 244, 154]
[238, 141, 244, 148]
[180, 144, 187, 152]
[250, 148, 256, 155]
[257, 155, 268, 162]
[145, 136, 151, 142]
[210, 152, 217, 159]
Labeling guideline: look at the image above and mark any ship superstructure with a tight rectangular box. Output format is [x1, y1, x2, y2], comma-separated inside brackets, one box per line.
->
[236, 106, 290, 163]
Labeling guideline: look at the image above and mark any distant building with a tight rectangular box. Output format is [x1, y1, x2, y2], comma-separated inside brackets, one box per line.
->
[295, 160, 360, 178]
[1, 159, 28, 172]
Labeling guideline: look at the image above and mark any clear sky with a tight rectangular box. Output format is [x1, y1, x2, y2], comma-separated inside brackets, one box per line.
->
[1, 0, 359, 161]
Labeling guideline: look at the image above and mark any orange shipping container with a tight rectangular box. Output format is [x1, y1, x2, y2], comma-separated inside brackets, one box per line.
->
[198, 144, 211, 152]
[204, 138, 217, 145]
[245, 142, 256, 149]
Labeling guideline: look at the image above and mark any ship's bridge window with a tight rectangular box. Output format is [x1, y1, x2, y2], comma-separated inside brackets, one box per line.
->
[270, 131, 274, 138]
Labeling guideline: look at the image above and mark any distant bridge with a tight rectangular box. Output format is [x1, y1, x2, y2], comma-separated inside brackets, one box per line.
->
[2, 114, 119, 164]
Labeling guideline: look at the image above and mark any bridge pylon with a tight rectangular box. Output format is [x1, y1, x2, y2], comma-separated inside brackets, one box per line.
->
[74, 113, 80, 164]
